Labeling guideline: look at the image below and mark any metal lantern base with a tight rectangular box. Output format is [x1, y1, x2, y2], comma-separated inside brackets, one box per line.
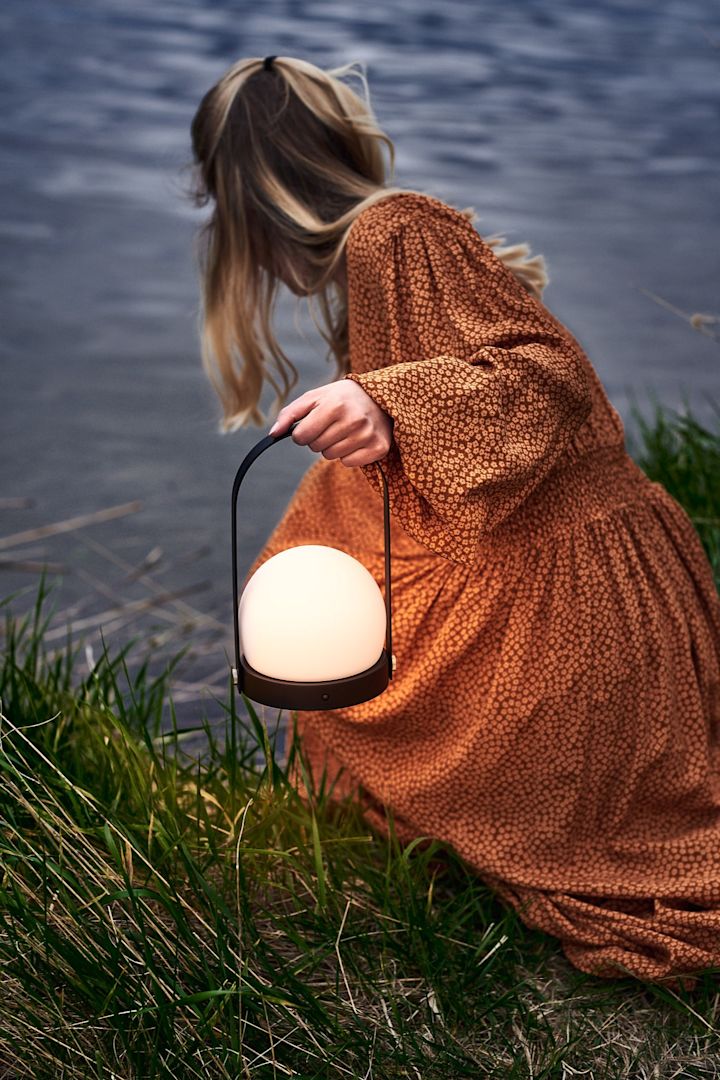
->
[233, 650, 396, 710]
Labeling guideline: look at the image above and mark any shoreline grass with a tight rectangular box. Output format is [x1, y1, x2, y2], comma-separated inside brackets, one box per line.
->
[1, 397, 720, 1078]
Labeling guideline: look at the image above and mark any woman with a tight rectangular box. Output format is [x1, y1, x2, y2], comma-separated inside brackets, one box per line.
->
[188, 55, 720, 990]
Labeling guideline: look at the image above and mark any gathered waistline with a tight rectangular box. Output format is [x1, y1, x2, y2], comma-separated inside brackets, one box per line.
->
[487, 443, 657, 548]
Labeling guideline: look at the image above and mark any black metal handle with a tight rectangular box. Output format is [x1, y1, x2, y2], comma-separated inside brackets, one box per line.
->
[231, 419, 393, 690]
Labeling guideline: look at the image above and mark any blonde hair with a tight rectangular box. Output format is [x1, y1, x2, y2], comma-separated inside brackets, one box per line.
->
[184, 56, 550, 434]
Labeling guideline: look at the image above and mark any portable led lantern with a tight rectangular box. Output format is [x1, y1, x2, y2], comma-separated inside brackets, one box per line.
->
[231, 420, 395, 709]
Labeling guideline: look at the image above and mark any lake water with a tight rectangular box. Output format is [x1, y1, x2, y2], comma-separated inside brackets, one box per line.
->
[2, 0, 719, 745]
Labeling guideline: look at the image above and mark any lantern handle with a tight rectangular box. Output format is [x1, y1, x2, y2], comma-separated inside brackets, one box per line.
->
[231, 418, 393, 692]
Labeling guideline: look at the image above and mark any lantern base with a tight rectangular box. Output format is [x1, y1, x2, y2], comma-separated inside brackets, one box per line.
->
[234, 650, 391, 710]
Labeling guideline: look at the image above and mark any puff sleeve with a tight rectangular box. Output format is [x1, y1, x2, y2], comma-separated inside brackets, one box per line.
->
[342, 200, 593, 566]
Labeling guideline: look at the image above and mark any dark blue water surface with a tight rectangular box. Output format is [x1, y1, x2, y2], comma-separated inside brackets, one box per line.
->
[2, 1, 719, 734]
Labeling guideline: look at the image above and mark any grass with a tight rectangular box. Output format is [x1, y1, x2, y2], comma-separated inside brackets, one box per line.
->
[1, 396, 720, 1078]
[625, 387, 720, 584]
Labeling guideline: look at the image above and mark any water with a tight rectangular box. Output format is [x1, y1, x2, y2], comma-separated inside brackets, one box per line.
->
[2, 0, 719, 742]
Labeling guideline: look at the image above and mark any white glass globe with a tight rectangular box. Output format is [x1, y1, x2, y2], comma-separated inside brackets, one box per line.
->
[239, 545, 387, 682]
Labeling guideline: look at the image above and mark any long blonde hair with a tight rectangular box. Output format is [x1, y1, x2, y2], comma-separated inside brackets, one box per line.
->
[185, 56, 549, 434]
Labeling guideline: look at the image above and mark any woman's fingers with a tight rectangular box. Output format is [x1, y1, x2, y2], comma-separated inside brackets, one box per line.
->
[308, 416, 368, 454]
[267, 381, 392, 466]
[268, 393, 318, 437]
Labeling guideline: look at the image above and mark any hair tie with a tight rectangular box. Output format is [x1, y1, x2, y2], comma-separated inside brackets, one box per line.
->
[263, 55, 277, 71]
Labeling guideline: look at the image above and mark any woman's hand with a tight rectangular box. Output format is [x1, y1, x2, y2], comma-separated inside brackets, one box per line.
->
[267, 378, 394, 467]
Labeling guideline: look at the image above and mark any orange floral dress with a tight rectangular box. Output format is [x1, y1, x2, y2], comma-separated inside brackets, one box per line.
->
[241, 191, 720, 987]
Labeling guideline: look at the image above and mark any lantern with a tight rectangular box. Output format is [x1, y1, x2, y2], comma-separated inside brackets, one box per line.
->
[231, 420, 395, 709]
